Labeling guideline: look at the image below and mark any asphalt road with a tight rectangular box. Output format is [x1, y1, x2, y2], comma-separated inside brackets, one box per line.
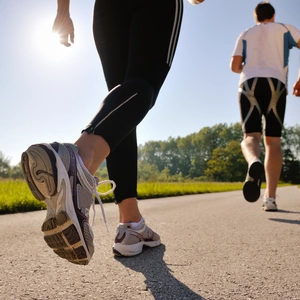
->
[1, 186, 300, 300]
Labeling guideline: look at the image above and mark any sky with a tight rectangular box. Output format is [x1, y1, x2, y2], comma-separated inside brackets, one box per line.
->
[1, 0, 300, 166]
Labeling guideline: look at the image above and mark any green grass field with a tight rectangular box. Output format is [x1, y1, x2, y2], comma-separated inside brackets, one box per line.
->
[0, 179, 291, 215]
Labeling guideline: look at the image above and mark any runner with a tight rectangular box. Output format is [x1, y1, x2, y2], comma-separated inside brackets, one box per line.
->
[230, 2, 300, 210]
[22, 0, 194, 265]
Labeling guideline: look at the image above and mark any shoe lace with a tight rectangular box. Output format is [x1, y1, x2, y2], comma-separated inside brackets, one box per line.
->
[92, 178, 116, 232]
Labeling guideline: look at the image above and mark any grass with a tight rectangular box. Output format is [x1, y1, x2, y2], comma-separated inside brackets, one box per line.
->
[0, 180, 45, 214]
[0, 179, 292, 215]
[137, 181, 246, 199]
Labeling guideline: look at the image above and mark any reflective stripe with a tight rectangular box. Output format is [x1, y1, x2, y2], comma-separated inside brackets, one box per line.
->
[166, 0, 183, 66]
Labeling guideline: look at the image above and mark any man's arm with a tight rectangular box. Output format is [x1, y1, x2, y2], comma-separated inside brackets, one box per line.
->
[293, 63, 300, 97]
[292, 38, 300, 96]
[230, 55, 243, 74]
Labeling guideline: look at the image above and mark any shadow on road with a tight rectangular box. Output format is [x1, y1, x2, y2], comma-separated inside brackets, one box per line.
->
[114, 244, 206, 300]
[268, 209, 300, 225]
[268, 218, 300, 225]
[275, 209, 300, 214]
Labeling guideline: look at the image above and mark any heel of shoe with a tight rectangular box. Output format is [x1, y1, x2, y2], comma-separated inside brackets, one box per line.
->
[42, 211, 93, 265]
[248, 161, 264, 179]
[21, 144, 58, 200]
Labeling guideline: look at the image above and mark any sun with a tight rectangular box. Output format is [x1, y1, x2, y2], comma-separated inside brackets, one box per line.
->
[33, 20, 70, 61]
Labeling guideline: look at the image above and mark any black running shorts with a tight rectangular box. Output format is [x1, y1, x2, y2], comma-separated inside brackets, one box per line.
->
[238, 77, 287, 137]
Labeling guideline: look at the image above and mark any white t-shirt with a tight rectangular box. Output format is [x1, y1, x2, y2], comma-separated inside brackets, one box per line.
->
[232, 22, 300, 87]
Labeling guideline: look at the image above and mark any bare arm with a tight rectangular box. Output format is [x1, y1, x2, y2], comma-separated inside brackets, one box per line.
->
[52, 0, 74, 47]
[293, 66, 300, 97]
[292, 39, 300, 96]
[293, 78, 300, 96]
[230, 56, 243, 74]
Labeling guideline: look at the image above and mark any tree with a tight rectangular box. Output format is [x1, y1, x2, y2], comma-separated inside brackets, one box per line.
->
[280, 125, 300, 183]
[138, 123, 245, 180]
[187, 123, 243, 178]
[205, 140, 246, 182]
[138, 162, 160, 182]
[0, 152, 11, 178]
[282, 125, 300, 160]
[281, 148, 300, 184]
[10, 163, 24, 179]
[138, 141, 165, 172]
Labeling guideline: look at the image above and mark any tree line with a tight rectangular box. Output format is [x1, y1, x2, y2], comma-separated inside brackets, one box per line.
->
[137, 122, 300, 183]
[0, 152, 23, 179]
[1, 122, 300, 183]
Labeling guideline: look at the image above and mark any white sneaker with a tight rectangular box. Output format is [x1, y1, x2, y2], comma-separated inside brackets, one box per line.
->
[113, 218, 161, 256]
[262, 196, 277, 211]
[21, 142, 115, 265]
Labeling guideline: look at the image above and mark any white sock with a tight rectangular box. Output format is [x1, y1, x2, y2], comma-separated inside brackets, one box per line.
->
[130, 218, 144, 230]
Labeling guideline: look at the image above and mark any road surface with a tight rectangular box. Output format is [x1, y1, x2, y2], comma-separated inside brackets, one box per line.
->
[1, 186, 300, 300]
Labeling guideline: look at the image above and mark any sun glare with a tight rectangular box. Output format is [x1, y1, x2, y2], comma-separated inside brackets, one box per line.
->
[33, 21, 70, 61]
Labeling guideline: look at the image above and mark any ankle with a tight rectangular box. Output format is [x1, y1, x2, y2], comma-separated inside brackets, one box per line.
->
[119, 215, 142, 223]
[118, 198, 142, 223]
[264, 195, 275, 200]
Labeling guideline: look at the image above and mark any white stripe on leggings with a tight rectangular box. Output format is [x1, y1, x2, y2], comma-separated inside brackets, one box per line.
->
[93, 88, 138, 131]
[166, 0, 183, 66]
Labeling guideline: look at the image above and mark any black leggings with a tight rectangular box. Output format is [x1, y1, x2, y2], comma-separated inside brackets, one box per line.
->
[83, 0, 183, 203]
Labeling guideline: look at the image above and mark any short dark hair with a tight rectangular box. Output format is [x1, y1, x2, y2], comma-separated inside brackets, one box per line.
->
[254, 2, 275, 22]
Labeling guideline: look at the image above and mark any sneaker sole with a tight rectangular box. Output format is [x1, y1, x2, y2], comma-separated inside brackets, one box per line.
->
[262, 205, 278, 211]
[21, 144, 93, 265]
[113, 240, 161, 257]
[243, 161, 264, 203]
[263, 208, 278, 211]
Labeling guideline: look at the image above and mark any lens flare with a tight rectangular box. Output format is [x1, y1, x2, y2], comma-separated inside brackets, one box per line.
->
[33, 21, 69, 61]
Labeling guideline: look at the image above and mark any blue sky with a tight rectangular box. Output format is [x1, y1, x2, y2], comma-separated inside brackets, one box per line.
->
[1, 0, 300, 166]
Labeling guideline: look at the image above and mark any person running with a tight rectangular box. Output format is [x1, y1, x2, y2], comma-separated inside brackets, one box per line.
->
[21, 0, 189, 265]
[230, 2, 300, 211]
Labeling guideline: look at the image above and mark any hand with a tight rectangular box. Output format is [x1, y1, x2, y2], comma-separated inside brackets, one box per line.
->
[186, 0, 204, 5]
[52, 14, 74, 47]
[292, 79, 300, 97]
